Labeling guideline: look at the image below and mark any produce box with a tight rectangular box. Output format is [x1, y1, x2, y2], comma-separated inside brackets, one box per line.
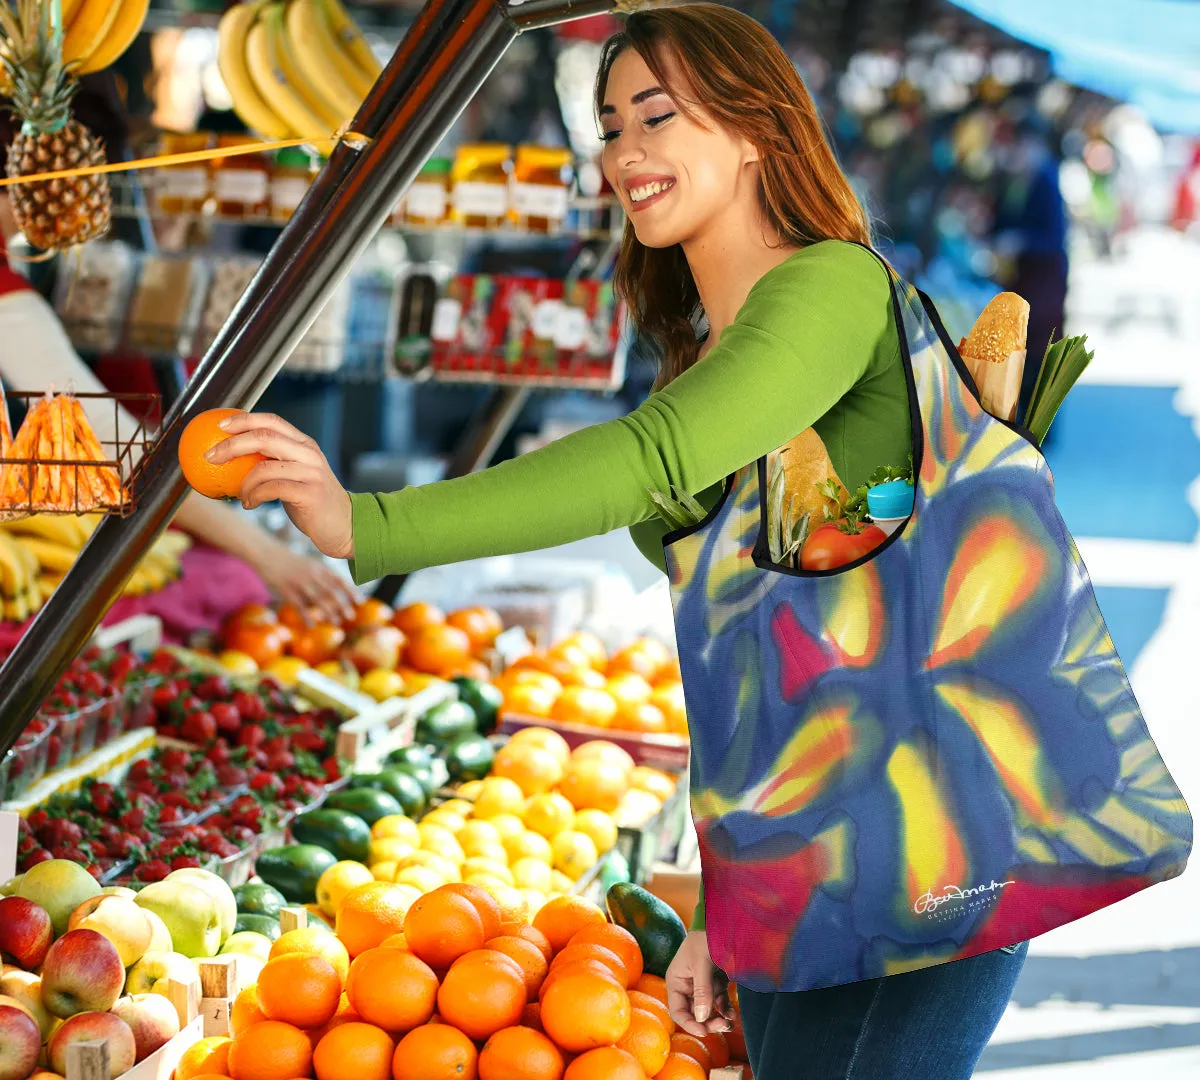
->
[498, 711, 689, 773]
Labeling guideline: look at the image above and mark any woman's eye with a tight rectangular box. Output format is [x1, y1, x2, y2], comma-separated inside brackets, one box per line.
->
[645, 112, 675, 128]
[600, 129, 620, 143]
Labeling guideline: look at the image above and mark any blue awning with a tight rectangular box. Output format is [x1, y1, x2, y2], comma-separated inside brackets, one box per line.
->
[948, 0, 1200, 131]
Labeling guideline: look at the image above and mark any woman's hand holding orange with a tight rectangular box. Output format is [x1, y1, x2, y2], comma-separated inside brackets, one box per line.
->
[206, 412, 355, 561]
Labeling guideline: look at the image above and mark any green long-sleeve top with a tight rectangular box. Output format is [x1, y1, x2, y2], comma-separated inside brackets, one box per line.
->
[350, 239, 912, 929]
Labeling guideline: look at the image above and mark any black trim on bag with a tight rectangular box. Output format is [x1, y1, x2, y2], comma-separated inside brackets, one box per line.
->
[748, 244, 924, 577]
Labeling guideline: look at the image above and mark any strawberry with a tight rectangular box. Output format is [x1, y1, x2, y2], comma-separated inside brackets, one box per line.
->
[195, 676, 233, 702]
[134, 860, 171, 883]
[119, 807, 147, 830]
[232, 690, 266, 722]
[180, 711, 217, 745]
[249, 773, 282, 797]
[206, 742, 233, 765]
[323, 756, 343, 782]
[237, 725, 266, 751]
[170, 854, 204, 870]
[264, 750, 295, 772]
[210, 702, 241, 734]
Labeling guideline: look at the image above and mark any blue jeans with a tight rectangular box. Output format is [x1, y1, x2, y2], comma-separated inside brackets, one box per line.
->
[738, 943, 1028, 1079]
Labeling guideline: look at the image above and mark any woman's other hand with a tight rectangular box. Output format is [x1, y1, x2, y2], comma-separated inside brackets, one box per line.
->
[665, 930, 734, 1037]
[249, 542, 358, 626]
[206, 412, 354, 561]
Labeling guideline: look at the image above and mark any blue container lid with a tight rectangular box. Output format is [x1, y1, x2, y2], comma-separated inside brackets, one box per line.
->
[867, 479, 914, 520]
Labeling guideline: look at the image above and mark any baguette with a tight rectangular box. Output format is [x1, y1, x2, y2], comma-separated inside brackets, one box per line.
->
[959, 292, 1029, 422]
[768, 427, 846, 526]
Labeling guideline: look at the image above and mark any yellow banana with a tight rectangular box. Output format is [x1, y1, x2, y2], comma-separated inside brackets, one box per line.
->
[263, 3, 341, 131]
[76, 0, 151, 75]
[62, 0, 123, 68]
[13, 536, 40, 590]
[322, 0, 381, 81]
[38, 573, 62, 597]
[0, 533, 26, 598]
[245, 4, 330, 139]
[60, 0, 85, 27]
[310, 0, 373, 98]
[4, 589, 27, 623]
[219, 2, 295, 140]
[285, 0, 363, 120]
[1, 513, 87, 548]
[17, 536, 79, 575]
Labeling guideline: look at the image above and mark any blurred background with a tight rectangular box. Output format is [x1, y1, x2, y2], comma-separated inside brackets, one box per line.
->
[3, 1, 1199, 1074]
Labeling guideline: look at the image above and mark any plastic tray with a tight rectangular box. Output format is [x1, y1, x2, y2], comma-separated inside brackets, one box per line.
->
[0, 722, 52, 801]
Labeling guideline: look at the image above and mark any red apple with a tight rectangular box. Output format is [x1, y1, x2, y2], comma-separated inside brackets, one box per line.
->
[0, 1003, 40, 1080]
[109, 996, 180, 1062]
[0, 898, 53, 970]
[40, 931, 124, 1019]
[346, 625, 404, 674]
[48, 1012, 135, 1078]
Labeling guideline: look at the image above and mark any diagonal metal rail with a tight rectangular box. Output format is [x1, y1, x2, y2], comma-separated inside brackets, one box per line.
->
[0, 0, 638, 745]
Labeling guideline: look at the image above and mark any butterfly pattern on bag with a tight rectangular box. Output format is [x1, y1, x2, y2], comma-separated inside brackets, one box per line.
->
[663, 267, 1192, 993]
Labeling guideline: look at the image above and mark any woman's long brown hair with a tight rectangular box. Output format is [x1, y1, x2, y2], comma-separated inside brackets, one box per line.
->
[595, 4, 872, 387]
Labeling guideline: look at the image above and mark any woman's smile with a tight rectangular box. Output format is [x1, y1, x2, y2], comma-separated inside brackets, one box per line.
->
[627, 175, 677, 210]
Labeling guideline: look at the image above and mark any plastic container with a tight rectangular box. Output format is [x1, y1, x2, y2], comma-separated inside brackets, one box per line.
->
[0, 722, 52, 801]
[402, 157, 451, 227]
[53, 241, 137, 354]
[270, 147, 317, 221]
[212, 134, 271, 219]
[451, 144, 511, 229]
[155, 132, 213, 215]
[510, 146, 573, 233]
[125, 254, 208, 354]
[866, 479, 915, 536]
[196, 255, 262, 355]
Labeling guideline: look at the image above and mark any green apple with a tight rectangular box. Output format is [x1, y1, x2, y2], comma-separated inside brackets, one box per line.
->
[134, 882, 221, 958]
[164, 869, 236, 946]
[124, 952, 198, 997]
[0, 875, 22, 897]
[140, 908, 173, 954]
[219, 932, 273, 964]
[67, 896, 153, 967]
[16, 861, 101, 937]
[100, 886, 138, 900]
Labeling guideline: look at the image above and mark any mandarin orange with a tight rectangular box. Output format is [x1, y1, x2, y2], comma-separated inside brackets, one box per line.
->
[179, 409, 266, 500]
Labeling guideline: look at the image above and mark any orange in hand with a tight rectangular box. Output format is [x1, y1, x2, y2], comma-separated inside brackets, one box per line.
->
[179, 408, 266, 500]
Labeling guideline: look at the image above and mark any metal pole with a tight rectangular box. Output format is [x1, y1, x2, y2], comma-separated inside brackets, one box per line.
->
[0, 0, 635, 744]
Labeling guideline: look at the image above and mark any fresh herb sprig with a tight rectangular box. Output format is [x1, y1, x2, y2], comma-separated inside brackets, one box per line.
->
[648, 486, 707, 529]
[1023, 334, 1094, 446]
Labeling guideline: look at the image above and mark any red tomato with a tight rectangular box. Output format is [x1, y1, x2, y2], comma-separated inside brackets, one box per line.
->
[799, 522, 888, 571]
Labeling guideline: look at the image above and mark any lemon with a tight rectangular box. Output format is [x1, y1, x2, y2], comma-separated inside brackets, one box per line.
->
[264, 656, 308, 687]
[372, 814, 421, 845]
[372, 861, 399, 882]
[469, 841, 510, 866]
[473, 776, 526, 819]
[218, 650, 258, 675]
[401, 671, 441, 695]
[549, 870, 574, 894]
[360, 667, 405, 702]
[615, 789, 662, 827]
[419, 823, 466, 865]
[457, 780, 485, 801]
[423, 811, 467, 835]
[572, 808, 618, 854]
[523, 792, 576, 839]
[477, 882, 528, 925]
[396, 850, 460, 883]
[457, 819, 502, 855]
[520, 889, 548, 918]
[395, 865, 445, 893]
[441, 798, 476, 817]
[316, 659, 359, 689]
[315, 860, 375, 918]
[368, 837, 416, 866]
[511, 857, 552, 892]
[551, 830, 599, 879]
[503, 830, 552, 866]
[464, 873, 511, 893]
[462, 857, 514, 886]
[391, 883, 423, 907]
[486, 813, 526, 841]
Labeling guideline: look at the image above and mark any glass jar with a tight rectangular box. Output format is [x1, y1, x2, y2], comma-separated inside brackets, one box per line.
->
[212, 134, 271, 220]
[510, 146, 573, 233]
[451, 144, 511, 229]
[156, 132, 213, 216]
[270, 147, 316, 222]
[402, 157, 451, 228]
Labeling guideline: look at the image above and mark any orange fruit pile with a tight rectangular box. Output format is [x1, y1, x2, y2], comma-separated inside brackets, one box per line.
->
[208, 882, 761, 1080]
[496, 635, 686, 739]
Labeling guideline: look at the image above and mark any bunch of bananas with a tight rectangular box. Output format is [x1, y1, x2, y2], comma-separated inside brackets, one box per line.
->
[219, 0, 381, 142]
[0, 516, 193, 620]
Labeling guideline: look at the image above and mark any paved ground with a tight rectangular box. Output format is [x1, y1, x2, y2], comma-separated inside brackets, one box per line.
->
[975, 226, 1200, 1076]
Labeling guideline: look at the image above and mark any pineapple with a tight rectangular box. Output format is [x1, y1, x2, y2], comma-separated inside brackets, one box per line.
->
[0, 0, 110, 250]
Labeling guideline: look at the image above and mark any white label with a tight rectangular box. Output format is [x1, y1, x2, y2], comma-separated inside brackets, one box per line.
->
[431, 297, 462, 342]
[511, 182, 569, 221]
[270, 176, 310, 214]
[531, 299, 563, 341]
[555, 306, 588, 350]
[454, 180, 508, 219]
[162, 167, 209, 201]
[405, 181, 447, 221]
[214, 169, 269, 205]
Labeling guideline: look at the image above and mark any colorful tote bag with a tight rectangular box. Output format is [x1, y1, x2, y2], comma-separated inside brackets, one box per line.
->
[663, 249, 1192, 993]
